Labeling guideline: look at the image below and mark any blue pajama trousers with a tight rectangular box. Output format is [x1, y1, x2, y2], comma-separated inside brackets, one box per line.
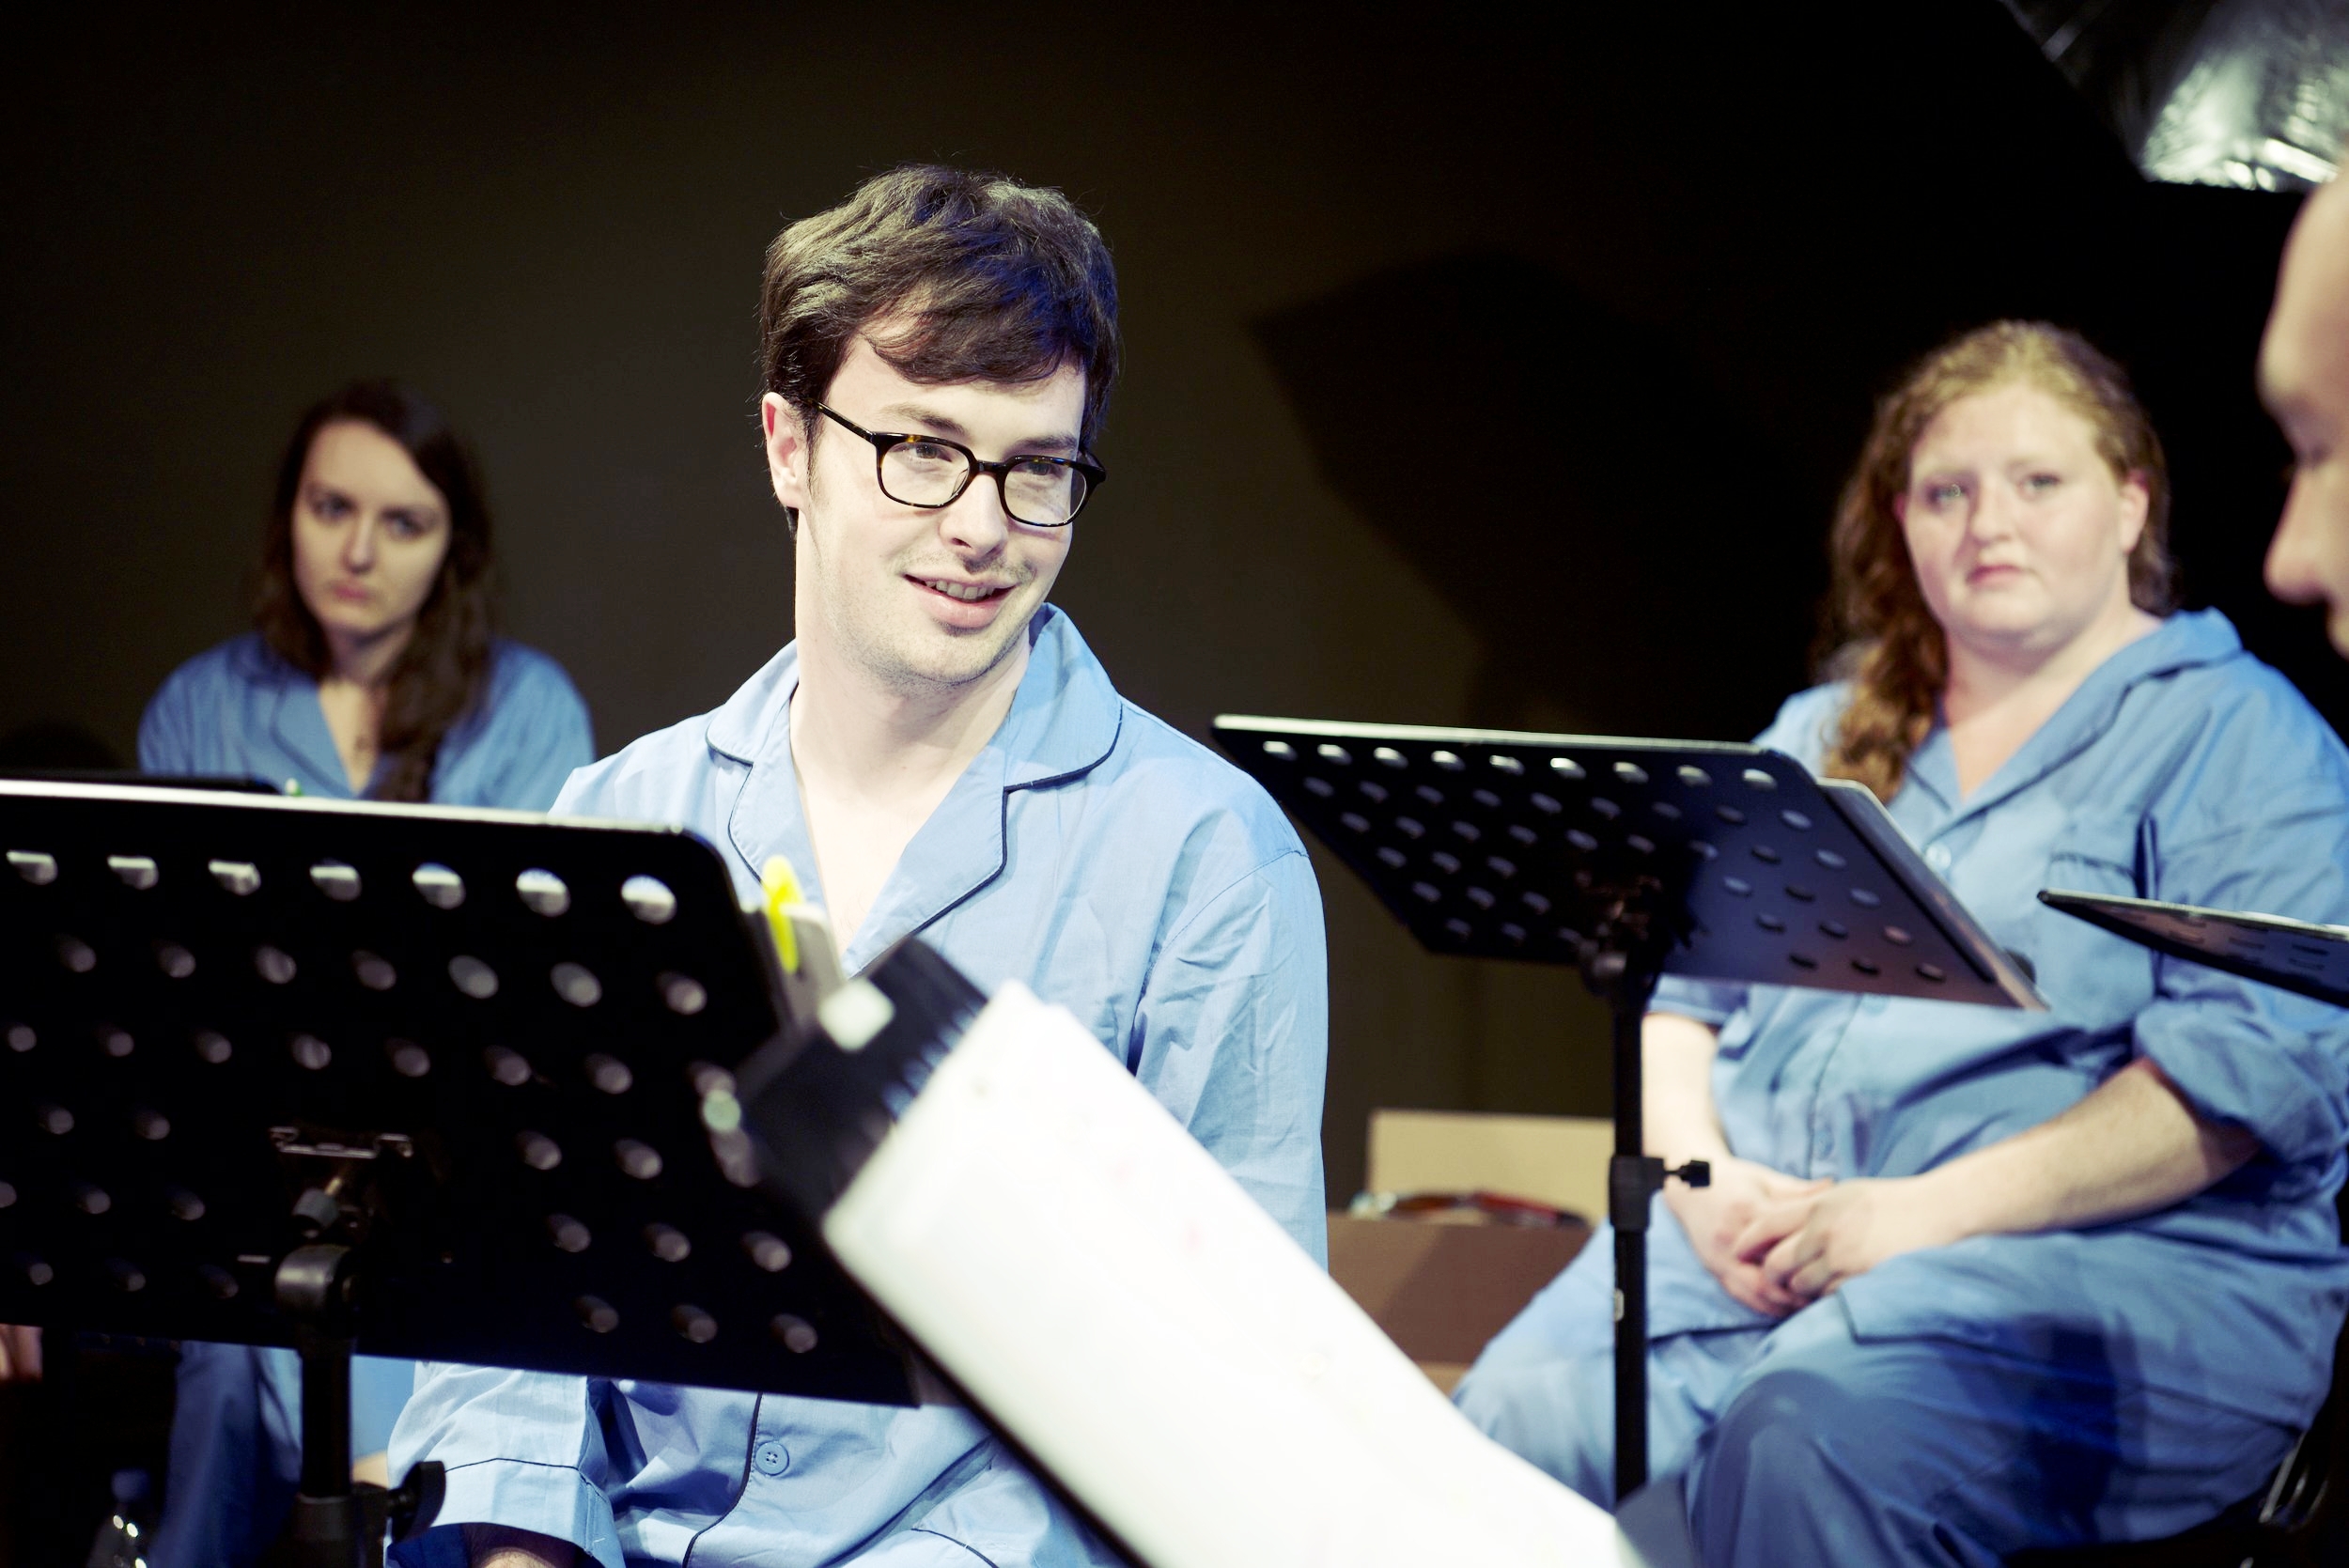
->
[151, 1341, 417, 1568]
[1455, 1261, 2297, 1566]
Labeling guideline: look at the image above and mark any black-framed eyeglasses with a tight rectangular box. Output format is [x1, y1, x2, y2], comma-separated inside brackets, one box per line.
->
[817, 404, 1105, 528]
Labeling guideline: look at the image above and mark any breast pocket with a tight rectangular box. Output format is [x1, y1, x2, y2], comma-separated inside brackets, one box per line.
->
[2030, 806, 2157, 1026]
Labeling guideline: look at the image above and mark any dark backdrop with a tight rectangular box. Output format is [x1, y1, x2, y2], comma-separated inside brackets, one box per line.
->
[2, 3, 2333, 1203]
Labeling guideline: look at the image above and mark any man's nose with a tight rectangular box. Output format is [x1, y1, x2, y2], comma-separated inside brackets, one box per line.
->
[2264, 478, 2326, 606]
[940, 473, 1010, 555]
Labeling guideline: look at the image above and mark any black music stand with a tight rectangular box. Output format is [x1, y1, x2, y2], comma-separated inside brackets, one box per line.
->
[0, 782, 918, 1566]
[1213, 717, 2043, 1499]
[2040, 891, 2349, 1007]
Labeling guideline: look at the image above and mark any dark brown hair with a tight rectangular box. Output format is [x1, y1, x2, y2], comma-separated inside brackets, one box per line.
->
[758, 164, 1120, 525]
[1821, 320, 2179, 802]
[252, 380, 496, 802]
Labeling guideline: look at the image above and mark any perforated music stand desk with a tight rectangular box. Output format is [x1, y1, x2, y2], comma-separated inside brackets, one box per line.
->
[2041, 891, 2349, 1008]
[0, 781, 916, 1563]
[1214, 717, 2044, 1498]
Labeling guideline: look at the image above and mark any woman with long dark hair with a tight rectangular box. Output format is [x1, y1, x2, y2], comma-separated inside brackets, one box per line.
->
[140, 378, 589, 805]
[1455, 322, 2349, 1560]
[140, 380, 591, 1568]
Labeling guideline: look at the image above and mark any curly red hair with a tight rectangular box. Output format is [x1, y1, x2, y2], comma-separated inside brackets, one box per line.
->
[1820, 321, 2178, 801]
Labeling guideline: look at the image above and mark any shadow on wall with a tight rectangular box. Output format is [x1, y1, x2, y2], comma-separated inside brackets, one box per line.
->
[1254, 253, 1821, 745]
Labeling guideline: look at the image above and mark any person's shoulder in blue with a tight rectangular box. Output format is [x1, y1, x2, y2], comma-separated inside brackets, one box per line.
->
[145, 380, 594, 1568]
[391, 165, 1328, 1568]
[141, 631, 588, 809]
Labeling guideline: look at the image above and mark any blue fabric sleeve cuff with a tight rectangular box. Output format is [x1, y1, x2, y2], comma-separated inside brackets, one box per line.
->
[392, 1458, 625, 1568]
[2134, 990, 2349, 1171]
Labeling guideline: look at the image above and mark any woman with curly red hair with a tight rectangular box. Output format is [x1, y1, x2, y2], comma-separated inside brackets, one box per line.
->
[1458, 321, 2349, 1562]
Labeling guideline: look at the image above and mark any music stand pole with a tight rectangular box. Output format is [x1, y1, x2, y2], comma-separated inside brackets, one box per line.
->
[295, 1324, 351, 1507]
[1581, 932, 1707, 1500]
[278, 1240, 371, 1568]
[1604, 963, 1656, 1501]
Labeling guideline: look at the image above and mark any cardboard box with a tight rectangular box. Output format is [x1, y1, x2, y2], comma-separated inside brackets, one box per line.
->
[1324, 1109, 1612, 1389]
[1365, 1108, 1614, 1227]
[1327, 1214, 1589, 1392]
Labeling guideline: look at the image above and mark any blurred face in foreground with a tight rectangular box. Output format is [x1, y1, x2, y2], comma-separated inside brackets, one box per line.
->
[1897, 380, 2149, 675]
[2262, 178, 2349, 655]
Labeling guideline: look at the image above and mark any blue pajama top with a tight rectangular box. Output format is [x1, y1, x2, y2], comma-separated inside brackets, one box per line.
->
[1642, 609, 2349, 1427]
[138, 631, 592, 807]
[387, 605, 1330, 1568]
[138, 629, 593, 1568]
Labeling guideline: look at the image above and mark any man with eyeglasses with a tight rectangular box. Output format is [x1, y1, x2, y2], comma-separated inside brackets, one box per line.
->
[387, 165, 1329, 1568]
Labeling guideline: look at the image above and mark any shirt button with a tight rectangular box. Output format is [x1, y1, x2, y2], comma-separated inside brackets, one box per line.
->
[1924, 843, 1952, 873]
[754, 1440, 790, 1477]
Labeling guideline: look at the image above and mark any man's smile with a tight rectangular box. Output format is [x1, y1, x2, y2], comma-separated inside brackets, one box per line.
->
[911, 575, 1015, 603]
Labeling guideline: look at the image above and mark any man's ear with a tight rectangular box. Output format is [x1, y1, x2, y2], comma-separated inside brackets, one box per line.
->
[762, 394, 810, 514]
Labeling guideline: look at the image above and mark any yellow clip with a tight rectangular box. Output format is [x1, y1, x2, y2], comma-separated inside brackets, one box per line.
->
[761, 855, 802, 974]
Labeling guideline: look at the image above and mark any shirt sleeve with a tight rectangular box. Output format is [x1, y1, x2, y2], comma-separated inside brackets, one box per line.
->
[385, 1363, 629, 1568]
[2131, 785, 2349, 1172]
[474, 654, 597, 813]
[1129, 846, 1331, 1265]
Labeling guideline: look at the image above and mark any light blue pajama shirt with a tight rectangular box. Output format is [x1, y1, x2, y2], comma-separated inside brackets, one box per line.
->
[138, 629, 594, 1568]
[1459, 610, 2349, 1560]
[137, 631, 592, 810]
[388, 605, 1330, 1568]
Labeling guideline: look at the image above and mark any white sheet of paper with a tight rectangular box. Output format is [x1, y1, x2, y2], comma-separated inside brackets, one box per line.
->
[822, 981, 1637, 1567]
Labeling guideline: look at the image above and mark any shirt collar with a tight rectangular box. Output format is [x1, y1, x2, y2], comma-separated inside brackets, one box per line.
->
[703, 605, 1121, 777]
[1906, 608, 2244, 824]
[241, 636, 358, 798]
[982, 604, 1125, 786]
[703, 640, 801, 768]
[710, 604, 1125, 970]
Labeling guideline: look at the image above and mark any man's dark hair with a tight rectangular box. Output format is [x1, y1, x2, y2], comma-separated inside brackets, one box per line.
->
[758, 165, 1121, 484]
